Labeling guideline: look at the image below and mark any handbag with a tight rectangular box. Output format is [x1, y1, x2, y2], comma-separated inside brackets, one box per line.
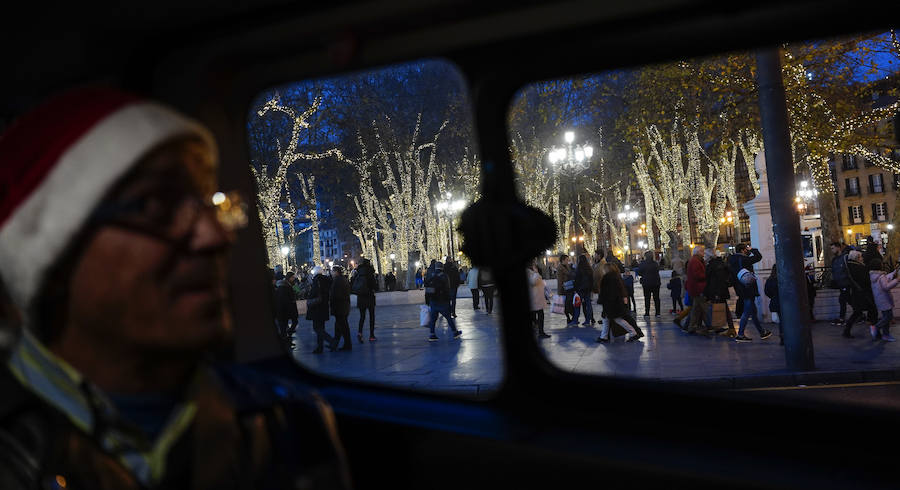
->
[419, 304, 432, 327]
[683, 291, 692, 307]
[563, 279, 575, 291]
[551, 294, 566, 314]
[306, 295, 321, 307]
[710, 302, 726, 327]
[573, 292, 582, 308]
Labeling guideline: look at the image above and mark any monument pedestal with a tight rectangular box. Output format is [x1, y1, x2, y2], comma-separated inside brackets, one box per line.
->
[743, 153, 775, 322]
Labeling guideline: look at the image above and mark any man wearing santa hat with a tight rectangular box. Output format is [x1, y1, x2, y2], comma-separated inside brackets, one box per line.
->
[0, 87, 349, 489]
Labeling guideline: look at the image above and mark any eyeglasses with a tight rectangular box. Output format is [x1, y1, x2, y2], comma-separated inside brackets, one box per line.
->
[88, 189, 248, 247]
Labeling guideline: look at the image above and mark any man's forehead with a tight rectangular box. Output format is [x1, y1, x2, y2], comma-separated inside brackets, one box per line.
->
[114, 137, 216, 194]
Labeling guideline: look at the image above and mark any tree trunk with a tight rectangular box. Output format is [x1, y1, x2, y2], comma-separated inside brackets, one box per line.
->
[818, 189, 842, 265]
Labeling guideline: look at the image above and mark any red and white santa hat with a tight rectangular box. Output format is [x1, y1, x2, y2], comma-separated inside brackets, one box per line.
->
[0, 86, 217, 313]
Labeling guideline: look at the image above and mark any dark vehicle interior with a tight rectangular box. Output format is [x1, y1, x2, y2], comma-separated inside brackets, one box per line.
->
[2, 1, 897, 488]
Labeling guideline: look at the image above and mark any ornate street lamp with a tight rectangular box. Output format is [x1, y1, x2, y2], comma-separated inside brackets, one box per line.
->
[549, 131, 593, 246]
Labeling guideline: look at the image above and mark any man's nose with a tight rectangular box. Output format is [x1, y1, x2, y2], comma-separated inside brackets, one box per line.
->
[189, 206, 233, 252]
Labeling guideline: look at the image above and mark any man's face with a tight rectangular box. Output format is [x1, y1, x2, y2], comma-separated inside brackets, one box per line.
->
[830, 245, 840, 255]
[64, 138, 232, 355]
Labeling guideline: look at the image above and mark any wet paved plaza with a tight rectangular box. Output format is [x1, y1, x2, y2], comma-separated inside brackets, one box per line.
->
[289, 291, 900, 396]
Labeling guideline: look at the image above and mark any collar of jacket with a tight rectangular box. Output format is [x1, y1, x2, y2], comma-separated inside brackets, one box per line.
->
[6, 329, 200, 487]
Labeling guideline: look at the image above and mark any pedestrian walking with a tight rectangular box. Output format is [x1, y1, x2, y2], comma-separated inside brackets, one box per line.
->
[351, 257, 377, 342]
[684, 246, 709, 334]
[573, 254, 596, 325]
[841, 250, 877, 338]
[728, 244, 772, 343]
[330, 265, 352, 351]
[415, 267, 424, 289]
[636, 251, 661, 317]
[829, 242, 851, 324]
[306, 266, 335, 353]
[596, 263, 640, 343]
[667, 271, 683, 313]
[764, 264, 783, 345]
[468, 265, 481, 310]
[622, 272, 636, 312]
[275, 271, 300, 341]
[557, 255, 576, 324]
[528, 261, 552, 339]
[592, 249, 607, 298]
[385, 270, 396, 291]
[703, 250, 737, 337]
[445, 259, 461, 318]
[868, 256, 899, 342]
[426, 262, 462, 341]
[478, 267, 496, 315]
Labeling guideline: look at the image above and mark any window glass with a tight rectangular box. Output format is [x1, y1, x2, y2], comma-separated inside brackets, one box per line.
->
[247, 60, 502, 397]
[506, 31, 900, 396]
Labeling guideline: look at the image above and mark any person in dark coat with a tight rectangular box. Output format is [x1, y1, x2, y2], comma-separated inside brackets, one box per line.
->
[557, 255, 575, 324]
[622, 272, 636, 312]
[445, 259, 461, 318]
[573, 254, 596, 325]
[275, 271, 300, 340]
[426, 262, 462, 341]
[728, 244, 771, 342]
[306, 266, 335, 353]
[352, 258, 377, 342]
[667, 271, 683, 313]
[330, 265, 352, 351]
[703, 252, 736, 337]
[843, 250, 877, 338]
[478, 267, 497, 315]
[636, 251, 661, 316]
[596, 264, 640, 343]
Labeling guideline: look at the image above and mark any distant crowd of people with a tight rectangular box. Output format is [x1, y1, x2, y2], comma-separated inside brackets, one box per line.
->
[830, 237, 898, 342]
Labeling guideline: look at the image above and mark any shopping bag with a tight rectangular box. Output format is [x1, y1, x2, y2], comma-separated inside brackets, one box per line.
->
[710, 302, 726, 327]
[683, 291, 692, 307]
[573, 292, 582, 308]
[551, 294, 566, 314]
[771, 312, 780, 324]
[420, 305, 432, 327]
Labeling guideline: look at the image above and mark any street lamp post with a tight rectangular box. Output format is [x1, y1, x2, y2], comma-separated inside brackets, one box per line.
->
[436, 192, 467, 258]
[549, 131, 593, 250]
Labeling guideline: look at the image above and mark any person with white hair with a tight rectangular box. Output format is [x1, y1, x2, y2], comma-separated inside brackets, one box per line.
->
[842, 249, 877, 338]
[684, 245, 710, 334]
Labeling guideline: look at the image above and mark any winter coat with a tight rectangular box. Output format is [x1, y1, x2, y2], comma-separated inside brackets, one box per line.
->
[574, 261, 594, 292]
[330, 274, 351, 317]
[527, 268, 549, 312]
[666, 276, 682, 299]
[847, 260, 875, 310]
[467, 266, 480, 290]
[599, 272, 628, 319]
[275, 280, 299, 321]
[305, 274, 332, 322]
[636, 260, 661, 288]
[703, 257, 731, 301]
[870, 269, 900, 312]
[557, 263, 573, 294]
[478, 268, 495, 288]
[685, 255, 707, 297]
[592, 259, 606, 294]
[621, 274, 635, 296]
[764, 275, 780, 313]
[831, 253, 850, 288]
[445, 262, 461, 291]
[728, 249, 763, 298]
[429, 270, 452, 305]
[352, 261, 377, 308]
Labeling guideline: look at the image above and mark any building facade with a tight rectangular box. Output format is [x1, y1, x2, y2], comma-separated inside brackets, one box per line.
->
[832, 152, 900, 247]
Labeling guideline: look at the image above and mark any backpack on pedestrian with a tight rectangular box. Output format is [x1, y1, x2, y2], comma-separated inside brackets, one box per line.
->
[737, 268, 757, 286]
[831, 254, 851, 288]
